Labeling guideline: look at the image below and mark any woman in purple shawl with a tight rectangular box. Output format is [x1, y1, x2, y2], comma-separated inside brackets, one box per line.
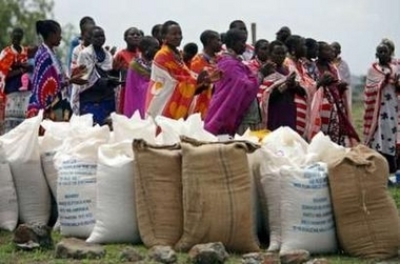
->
[204, 29, 260, 136]
[123, 36, 159, 118]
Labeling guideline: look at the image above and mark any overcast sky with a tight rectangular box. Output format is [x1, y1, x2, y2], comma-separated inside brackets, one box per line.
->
[54, 0, 400, 75]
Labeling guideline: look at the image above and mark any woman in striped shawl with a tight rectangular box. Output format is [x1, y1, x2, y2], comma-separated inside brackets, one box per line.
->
[260, 40, 308, 135]
[308, 41, 359, 146]
[283, 35, 316, 137]
[364, 43, 400, 173]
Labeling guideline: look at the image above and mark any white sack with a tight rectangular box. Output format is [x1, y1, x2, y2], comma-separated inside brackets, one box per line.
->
[0, 111, 51, 224]
[87, 141, 140, 244]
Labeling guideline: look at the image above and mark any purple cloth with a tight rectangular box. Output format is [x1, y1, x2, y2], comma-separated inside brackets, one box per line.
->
[267, 89, 297, 131]
[123, 59, 151, 118]
[204, 55, 258, 135]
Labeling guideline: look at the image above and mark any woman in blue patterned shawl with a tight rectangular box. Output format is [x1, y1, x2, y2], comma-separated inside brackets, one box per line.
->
[27, 20, 86, 120]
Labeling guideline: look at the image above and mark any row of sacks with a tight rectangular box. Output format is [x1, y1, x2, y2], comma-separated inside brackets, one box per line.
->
[0, 111, 399, 259]
[130, 126, 400, 259]
[0, 111, 220, 239]
[0, 110, 211, 230]
[257, 127, 400, 260]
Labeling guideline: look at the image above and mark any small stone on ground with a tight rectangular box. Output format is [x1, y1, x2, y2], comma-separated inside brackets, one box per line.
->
[280, 250, 310, 264]
[55, 237, 105, 260]
[242, 252, 264, 264]
[120, 247, 144, 262]
[13, 224, 53, 250]
[149, 245, 177, 264]
[188, 242, 229, 264]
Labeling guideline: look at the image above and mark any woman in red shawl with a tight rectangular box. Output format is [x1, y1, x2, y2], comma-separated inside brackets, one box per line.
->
[283, 35, 314, 137]
[364, 43, 400, 173]
[260, 40, 307, 134]
[309, 41, 359, 146]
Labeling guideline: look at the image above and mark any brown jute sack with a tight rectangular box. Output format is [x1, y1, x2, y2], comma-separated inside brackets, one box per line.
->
[328, 144, 400, 259]
[175, 137, 260, 253]
[132, 139, 182, 247]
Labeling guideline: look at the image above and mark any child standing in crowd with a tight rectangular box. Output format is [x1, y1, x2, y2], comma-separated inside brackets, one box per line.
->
[19, 46, 38, 91]
[75, 26, 119, 125]
[190, 30, 222, 119]
[124, 36, 160, 118]
[0, 28, 31, 133]
[112, 27, 142, 114]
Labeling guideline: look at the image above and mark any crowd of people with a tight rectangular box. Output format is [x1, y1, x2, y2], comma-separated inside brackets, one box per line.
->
[0, 17, 400, 172]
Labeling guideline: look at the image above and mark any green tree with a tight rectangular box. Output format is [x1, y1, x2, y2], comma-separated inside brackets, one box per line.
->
[0, 0, 54, 49]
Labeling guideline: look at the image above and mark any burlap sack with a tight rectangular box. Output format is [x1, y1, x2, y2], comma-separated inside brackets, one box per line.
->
[132, 139, 182, 247]
[175, 137, 260, 253]
[329, 144, 400, 259]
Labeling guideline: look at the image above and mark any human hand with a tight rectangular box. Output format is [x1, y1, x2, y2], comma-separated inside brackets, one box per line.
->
[20, 61, 29, 68]
[208, 68, 223, 82]
[108, 76, 124, 87]
[197, 70, 211, 86]
[317, 73, 337, 88]
[286, 72, 297, 87]
[394, 74, 400, 84]
[18, 62, 33, 73]
[394, 74, 400, 89]
[112, 57, 125, 70]
[69, 77, 88, 85]
[384, 73, 392, 84]
[71, 65, 88, 79]
[337, 81, 348, 93]
[105, 46, 117, 56]
[23, 64, 34, 73]
[260, 61, 276, 77]
[278, 83, 288, 93]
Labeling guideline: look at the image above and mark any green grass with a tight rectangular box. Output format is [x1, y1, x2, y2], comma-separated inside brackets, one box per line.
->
[0, 229, 244, 264]
[352, 100, 364, 138]
[0, 101, 399, 264]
